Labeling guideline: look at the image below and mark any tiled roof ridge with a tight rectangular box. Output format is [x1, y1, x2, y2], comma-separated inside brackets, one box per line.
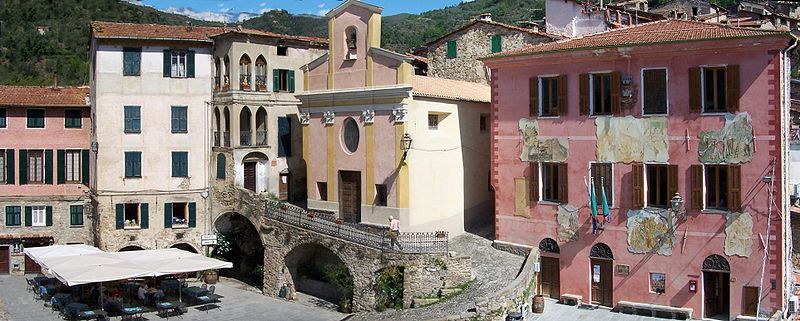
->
[91, 21, 327, 44]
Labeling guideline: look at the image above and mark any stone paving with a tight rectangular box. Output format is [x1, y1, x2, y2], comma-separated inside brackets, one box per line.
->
[530, 299, 671, 321]
[348, 232, 526, 321]
[0, 275, 344, 321]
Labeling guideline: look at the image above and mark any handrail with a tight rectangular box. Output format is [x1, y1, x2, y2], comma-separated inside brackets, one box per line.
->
[264, 201, 448, 253]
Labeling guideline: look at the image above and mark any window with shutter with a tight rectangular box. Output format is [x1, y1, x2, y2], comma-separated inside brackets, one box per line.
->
[124, 106, 141, 133]
[725, 65, 739, 113]
[728, 165, 741, 211]
[591, 163, 613, 206]
[278, 117, 292, 157]
[187, 50, 195, 78]
[579, 74, 590, 116]
[124, 152, 142, 178]
[689, 67, 702, 112]
[123, 203, 140, 228]
[170, 202, 188, 227]
[705, 165, 729, 210]
[541, 162, 566, 203]
[557, 75, 568, 116]
[645, 164, 670, 208]
[631, 163, 644, 208]
[170, 50, 188, 78]
[539, 76, 560, 117]
[31, 206, 46, 226]
[5, 149, 13, 185]
[529, 77, 538, 117]
[529, 162, 539, 202]
[0, 150, 5, 184]
[690, 165, 703, 209]
[64, 150, 81, 183]
[446, 40, 457, 58]
[81, 150, 89, 185]
[5, 206, 21, 226]
[69, 205, 83, 226]
[171, 152, 188, 177]
[64, 110, 82, 128]
[27, 109, 45, 128]
[216, 153, 226, 179]
[491, 35, 502, 53]
[0, 108, 6, 128]
[27, 150, 44, 184]
[590, 73, 613, 115]
[171, 106, 188, 133]
[188, 202, 196, 228]
[123, 47, 141, 76]
[288, 70, 296, 93]
[642, 68, 668, 115]
[702, 67, 727, 113]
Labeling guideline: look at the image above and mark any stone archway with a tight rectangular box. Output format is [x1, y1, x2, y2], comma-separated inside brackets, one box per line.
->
[284, 243, 354, 307]
[170, 243, 198, 253]
[214, 212, 265, 288]
[119, 245, 145, 252]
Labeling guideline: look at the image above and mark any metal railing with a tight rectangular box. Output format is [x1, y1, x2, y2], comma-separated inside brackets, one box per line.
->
[213, 131, 221, 147]
[223, 132, 231, 147]
[256, 130, 267, 146]
[240, 131, 252, 146]
[256, 75, 267, 91]
[264, 201, 448, 253]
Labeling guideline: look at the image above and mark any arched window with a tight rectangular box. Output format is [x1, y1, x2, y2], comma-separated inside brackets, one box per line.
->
[345, 26, 358, 50]
[589, 243, 613, 260]
[239, 54, 252, 90]
[702, 254, 730, 272]
[216, 153, 226, 179]
[539, 238, 560, 254]
[255, 55, 267, 91]
[342, 117, 359, 153]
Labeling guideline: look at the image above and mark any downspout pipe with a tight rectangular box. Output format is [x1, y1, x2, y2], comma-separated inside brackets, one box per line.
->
[779, 36, 797, 319]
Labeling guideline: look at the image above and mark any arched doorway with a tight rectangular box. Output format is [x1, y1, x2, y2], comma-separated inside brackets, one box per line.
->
[213, 212, 264, 288]
[589, 243, 613, 307]
[702, 254, 730, 320]
[119, 245, 144, 252]
[170, 243, 198, 253]
[538, 238, 560, 299]
[242, 151, 268, 193]
[284, 243, 353, 307]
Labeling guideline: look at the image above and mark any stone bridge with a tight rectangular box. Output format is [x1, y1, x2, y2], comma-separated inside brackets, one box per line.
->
[211, 185, 472, 312]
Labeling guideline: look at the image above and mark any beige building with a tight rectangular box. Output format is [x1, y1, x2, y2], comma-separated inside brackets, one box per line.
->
[298, 0, 493, 235]
[89, 22, 222, 253]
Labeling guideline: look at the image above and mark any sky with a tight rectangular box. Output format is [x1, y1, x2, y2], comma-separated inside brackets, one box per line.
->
[133, 0, 467, 23]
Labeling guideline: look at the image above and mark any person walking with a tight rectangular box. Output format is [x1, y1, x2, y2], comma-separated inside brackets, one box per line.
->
[388, 216, 402, 250]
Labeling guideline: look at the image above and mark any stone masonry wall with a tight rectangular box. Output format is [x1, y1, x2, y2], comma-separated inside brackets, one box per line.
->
[402, 254, 473, 307]
[427, 23, 550, 85]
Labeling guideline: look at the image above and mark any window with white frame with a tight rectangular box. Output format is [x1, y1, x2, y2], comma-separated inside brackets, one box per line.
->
[539, 76, 560, 117]
[702, 66, 726, 113]
[124, 203, 140, 227]
[32, 206, 46, 227]
[590, 73, 613, 115]
[171, 51, 187, 78]
[172, 202, 188, 227]
[65, 150, 81, 182]
[0, 151, 5, 183]
[28, 150, 44, 183]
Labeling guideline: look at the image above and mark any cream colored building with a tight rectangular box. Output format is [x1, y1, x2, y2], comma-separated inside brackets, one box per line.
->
[89, 22, 221, 252]
[298, 0, 493, 235]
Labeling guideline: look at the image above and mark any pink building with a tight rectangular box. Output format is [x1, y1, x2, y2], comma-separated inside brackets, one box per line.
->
[0, 86, 92, 275]
[483, 20, 795, 319]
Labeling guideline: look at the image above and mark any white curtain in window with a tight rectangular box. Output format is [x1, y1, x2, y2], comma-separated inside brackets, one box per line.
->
[66, 151, 80, 182]
[0, 154, 4, 182]
[29, 152, 43, 182]
[32, 206, 46, 226]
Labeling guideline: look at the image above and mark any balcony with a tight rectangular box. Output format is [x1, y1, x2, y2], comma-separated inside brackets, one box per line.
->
[256, 75, 268, 92]
[223, 132, 231, 147]
[214, 131, 221, 147]
[256, 130, 267, 146]
[240, 131, 252, 146]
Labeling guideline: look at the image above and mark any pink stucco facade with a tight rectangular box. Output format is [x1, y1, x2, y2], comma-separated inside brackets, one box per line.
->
[0, 105, 91, 196]
[485, 35, 791, 318]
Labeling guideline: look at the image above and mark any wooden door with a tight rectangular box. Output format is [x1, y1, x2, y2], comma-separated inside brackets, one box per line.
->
[742, 286, 759, 317]
[540, 256, 560, 299]
[279, 173, 289, 201]
[0, 247, 8, 274]
[703, 271, 730, 318]
[25, 254, 41, 274]
[244, 162, 256, 192]
[339, 171, 361, 223]
[590, 258, 613, 307]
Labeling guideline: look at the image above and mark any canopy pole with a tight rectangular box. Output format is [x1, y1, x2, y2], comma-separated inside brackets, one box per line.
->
[100, 281, 104, 311]
[179, 275, 182, 303]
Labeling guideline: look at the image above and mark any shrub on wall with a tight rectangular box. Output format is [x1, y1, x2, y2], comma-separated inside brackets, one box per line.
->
[374, 266, 404, 311]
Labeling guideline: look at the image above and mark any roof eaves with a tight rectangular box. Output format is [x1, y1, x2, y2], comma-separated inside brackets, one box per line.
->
[481, 32, 792, 61]
[326, 0, 383, 18]
[370, 47, 413, 62]
[301, 53, 329, 71]
[93, 35, 214, 43]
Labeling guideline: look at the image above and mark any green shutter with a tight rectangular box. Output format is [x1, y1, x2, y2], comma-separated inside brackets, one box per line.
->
[288, 70, 295, 93]
[273, 69, 280, 92]
[187, 50, 195, 78]
[491, 35, 502, 53]
[278, 117, 291, 157]
[447, 40, 457, 58]
[18, 149, 27, 185]
[163, 49, 171, 77]
[216, 153, 225, 179]
[188, 202, 196, 228]
[44, 149, 53, 184]
[140, 203, 149, 229]
[24, 206, 31, 226]
[45, 206, 52, 226]
[115, 204, 124, 229]
[81, 150, 89, 185]
[164, 203, 173, 228]
[6, 149, 13, 185]
[57, 149, 65, 184]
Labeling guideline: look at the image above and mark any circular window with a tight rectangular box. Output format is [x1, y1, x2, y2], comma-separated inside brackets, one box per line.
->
[343, 117, 360, 153]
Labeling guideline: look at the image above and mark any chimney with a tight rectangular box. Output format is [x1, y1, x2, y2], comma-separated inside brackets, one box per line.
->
[52, 73, 58, 89]
[518, 21, 540, 32]
[479, 13, 492, 22]
[185, 21, 193, 31]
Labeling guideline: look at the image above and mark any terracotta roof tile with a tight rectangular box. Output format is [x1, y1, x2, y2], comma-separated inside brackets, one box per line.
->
[91, 21, 223, 42]
[0, 86, 89, 107]
[213, 28, 328, 44]
[484, 19, 790, 59]
[412, 76, 490, 103]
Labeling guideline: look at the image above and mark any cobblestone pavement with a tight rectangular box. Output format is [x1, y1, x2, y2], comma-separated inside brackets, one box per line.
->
[0, 275, 344, 321]
[349, 232, 526, 321]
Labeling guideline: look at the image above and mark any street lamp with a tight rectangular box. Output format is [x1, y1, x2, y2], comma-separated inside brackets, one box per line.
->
[671, 192, 686, 220]
[400, 133, 412, 163]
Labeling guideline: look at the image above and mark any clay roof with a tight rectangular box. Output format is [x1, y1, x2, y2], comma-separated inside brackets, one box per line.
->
[210, 28, 328, 44]
[412, 76, 490, 103]
[484, 19, 790, 60]
[91, 21, 224, 42]
[0, 86, 89, 107]
[424, 19, 554, 47]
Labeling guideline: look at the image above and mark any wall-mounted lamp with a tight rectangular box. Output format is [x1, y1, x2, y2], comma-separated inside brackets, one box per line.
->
[400, 133, 412, 163]
[671, 192, 686, 221]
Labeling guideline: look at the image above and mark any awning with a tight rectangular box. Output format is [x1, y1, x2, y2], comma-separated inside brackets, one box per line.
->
[24, 245, 232, 286]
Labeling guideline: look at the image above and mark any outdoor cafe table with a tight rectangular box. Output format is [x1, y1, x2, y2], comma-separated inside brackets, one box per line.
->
[76, 309, 107, 321]
[156, 301, 186, 317]
[121, 306, 144, 320]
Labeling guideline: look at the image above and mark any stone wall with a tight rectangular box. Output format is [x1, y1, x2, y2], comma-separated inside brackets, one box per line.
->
[473, 248, 540, 320]
[402, 254, 473, 307]
[427, 23, 550, 85]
